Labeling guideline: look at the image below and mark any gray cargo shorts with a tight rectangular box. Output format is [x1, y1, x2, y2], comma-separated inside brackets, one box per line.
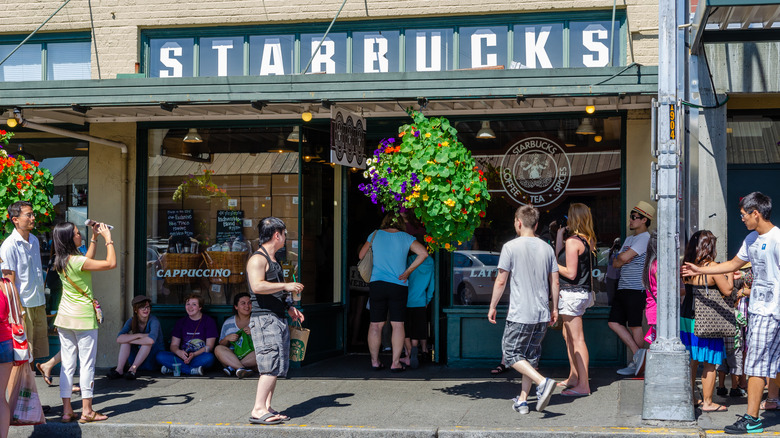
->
[250, 313, 290, 377]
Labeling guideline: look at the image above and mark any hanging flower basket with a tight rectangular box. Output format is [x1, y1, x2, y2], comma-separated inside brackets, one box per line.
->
[359, 110, 490, 252]
[0, 130, 55, 239]
[172, 168, 229, 203]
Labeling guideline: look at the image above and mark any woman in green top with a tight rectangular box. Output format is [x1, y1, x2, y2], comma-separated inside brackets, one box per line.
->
[52, 221, 116, 423]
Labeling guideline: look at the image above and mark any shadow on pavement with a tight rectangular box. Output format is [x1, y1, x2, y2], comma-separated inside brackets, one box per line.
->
[283, 392, 354, 418]
[95, 392, 196, 417]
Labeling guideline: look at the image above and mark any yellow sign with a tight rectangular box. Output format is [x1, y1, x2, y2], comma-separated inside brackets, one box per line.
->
[669, 106, 676, 140]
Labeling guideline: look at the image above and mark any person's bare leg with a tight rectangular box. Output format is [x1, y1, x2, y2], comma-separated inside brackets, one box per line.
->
[564, 315, 590, 394]
[368, 322, 385, 367]
[691, 359, 700, 405]
[608, 322, 640, 355]
[746, 375, 766, 418]
[250, 375, 282, 422]
[516, 372, 534, 402]
[0, 363, 12, 436]
[129, 344, 152, 374]
[81, 398, 107, 421]
[700, 363, 723, 410]
[115, 343, 131, 374]
[215, 345, 244, 370]
[39, 352, 61, 378]
[390, 321, 405, 369]
[629, 326, 645, 351]
[560, 319, 578, 387]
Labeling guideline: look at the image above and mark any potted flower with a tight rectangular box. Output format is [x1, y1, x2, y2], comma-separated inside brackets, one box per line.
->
[359, 111, 490, 251]
[0, 130, 55, 239]
[172, 168, 229, 203]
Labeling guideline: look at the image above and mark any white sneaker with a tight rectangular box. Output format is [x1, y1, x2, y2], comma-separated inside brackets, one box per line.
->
[535, 378, 556, 412]
[512, 397, 530, 414]
[190, 366, 203, 376]
[633, 348, 647, 376]
[161, 365, 172, 375]
[236, 368, 253, 379]
[616, 359, 637, 376]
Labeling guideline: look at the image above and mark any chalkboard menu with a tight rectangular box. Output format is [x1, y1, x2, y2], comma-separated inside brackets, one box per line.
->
[216, 210, 244, 243]
[167, 209, 194, 237]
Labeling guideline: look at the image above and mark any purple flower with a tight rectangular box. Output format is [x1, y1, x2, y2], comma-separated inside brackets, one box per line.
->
[374, 149, 382, 157]
[371, 194, 378, 204]
[387, 168, 392, 174]
[401, 181, 407, 193]
[387, 138, 395, 144]
[379, 178, 388, 186]
[413, 130, 419, 137]
[410, 173, 419, 185]
[381, 206, 385, 212]
[358, 183, 366, 192]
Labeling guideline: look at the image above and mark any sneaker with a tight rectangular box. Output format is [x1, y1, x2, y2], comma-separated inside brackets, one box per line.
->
[124, 370, 137, 381]
[223, 366, 235, 377]
[724, 414, 763, 434]
[730, 388, 747, 398]
[633, 348, 647, 376]
[107, 368, 122, 380]
[535, 378, 555, 412]
[190, 366, 203, 376]
[236, 368, 253, 379]
[717, 387, 728, 397]
[161, 365, 172, 375]
[617, 359, 637, 376]
[512, 397, 529, 414]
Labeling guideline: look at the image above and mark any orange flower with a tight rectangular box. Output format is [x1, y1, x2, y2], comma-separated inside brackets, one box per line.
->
[15, 182, 21, 189]
[44, 211, 49, 216]
[25, 174, 32, 180]
[36, 171, 43, 176]
[394, 146, 400, 153]
[33, 161, 39, 167]
[385, 147, 394, 154]
[17, 175, 23, 181]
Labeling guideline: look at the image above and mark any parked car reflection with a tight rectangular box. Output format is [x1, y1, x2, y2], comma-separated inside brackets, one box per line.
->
[452, 250, 506, 305]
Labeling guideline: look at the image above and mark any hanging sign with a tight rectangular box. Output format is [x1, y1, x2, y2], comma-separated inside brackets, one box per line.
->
[330, 107, 367, 168]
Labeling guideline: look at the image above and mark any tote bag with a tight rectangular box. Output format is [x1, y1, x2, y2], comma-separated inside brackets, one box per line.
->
[693, 276, 737, 338]
[357, 231, 377, 283]
[289, 321, 310, 362]
[1, 278, 31, 365]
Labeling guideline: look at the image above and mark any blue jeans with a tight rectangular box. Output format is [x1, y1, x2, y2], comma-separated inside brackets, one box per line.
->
[155, 351, 215, 375]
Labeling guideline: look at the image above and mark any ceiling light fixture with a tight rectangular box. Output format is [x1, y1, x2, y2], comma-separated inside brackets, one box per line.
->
[6, 108, 20, 128]
[575, 118, 596, 135]
[594, 135, 603, 143]
[476, 121, 496, 139]
[585, 98, 596, 114]
[286, 126, 307, 143]
[182, 128, 203, 143]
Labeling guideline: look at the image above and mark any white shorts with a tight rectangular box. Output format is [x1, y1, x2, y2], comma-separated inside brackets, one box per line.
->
[558, 287, 592, 317]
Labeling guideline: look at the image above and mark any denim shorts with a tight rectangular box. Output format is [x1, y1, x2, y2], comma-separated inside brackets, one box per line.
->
[0, 339, 13, 364]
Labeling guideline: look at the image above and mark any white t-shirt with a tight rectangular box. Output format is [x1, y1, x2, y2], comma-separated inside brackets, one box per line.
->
[497, 236, 558, 324]
[737, 226, 780, 318]
[0, 229, 45, 308]
[617, 231, 650, 291]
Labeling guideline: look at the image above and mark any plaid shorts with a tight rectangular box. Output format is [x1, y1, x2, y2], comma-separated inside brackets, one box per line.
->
[502, 320, 548, 369]
[744, 313, 780, 378]
[250, 313, 290, 377]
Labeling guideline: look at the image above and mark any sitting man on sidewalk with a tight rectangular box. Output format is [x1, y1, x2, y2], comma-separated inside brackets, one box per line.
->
[488, 205, 559, 414]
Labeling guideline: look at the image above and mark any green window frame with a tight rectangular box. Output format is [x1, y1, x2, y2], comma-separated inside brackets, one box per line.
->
[0, 32, 91, 82]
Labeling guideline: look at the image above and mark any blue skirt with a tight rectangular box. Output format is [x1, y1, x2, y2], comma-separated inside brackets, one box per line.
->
[680, 317, 725, 365]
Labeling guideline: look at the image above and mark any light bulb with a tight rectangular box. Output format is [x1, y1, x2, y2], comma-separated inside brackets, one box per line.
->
[301, 112, 313, 122]
[585, 105, 596, 114]
[6, 118, 17, 128]
[594, 135, 603, 143]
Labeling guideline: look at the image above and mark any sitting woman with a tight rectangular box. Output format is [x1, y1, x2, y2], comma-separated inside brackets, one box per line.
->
[155, 294, 217, 376]
[107, 295, 164, 379]
[215, 292, 256, 378]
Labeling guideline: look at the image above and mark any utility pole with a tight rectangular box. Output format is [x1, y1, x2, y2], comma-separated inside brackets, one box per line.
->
[642, 0, 695, 423]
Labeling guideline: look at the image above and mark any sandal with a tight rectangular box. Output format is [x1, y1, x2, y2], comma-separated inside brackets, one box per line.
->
[78, 411, 108, 423]
[36, 363, 53, 386]
[701, 404, 728, 412]
[761, 398, 779, 410]
[490, 364, 508, 375]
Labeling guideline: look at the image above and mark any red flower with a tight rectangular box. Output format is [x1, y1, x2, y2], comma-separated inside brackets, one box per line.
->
[465, 188, 470, 192]
[25, 174, 32, 180]
[461, 208, 467, 214]
[44, 211, 49, 216]
[33, 161, 39, 167]
[479, 211, 486, 218]
[36, 171, 43, 176]
[385, 147, 394, 153]
[17, 175, 23, 181]
[15, 182, 22, 189]
[424, 235, 433, 242]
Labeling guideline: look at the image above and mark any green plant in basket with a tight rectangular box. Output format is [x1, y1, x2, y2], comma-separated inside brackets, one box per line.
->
[172, 168, 230, 203]
[0, 129, 55, 239]
[359, 110, 490, 252]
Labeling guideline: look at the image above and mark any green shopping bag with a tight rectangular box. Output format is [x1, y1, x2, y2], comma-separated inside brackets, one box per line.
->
[231, 330, 254, 360]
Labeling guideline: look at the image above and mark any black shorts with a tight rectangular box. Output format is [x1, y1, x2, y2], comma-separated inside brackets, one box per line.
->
[607, 289, 646, 327]
[405, 307, 428, 340]
[369, 281, 408, 323]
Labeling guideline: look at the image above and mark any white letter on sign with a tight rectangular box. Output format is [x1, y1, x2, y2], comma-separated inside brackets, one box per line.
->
[470, 29, 497, 68]
[416, 31, 442, 72]
[260, 39, 285, 76]
[212, 40, 234, 77]
[364, 36, 389, 73]
[311, 39, 336, 74]
[582, 25, 609, 67]
[525, 26, 552, 69]
[160, 42, 183, 77]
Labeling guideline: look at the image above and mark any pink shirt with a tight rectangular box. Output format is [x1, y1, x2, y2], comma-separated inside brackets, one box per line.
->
[645, 260, 657, 325]
[0, 287, 12, 343]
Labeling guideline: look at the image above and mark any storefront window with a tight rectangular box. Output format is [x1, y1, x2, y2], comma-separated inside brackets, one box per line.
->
[145, 127, 303, 305]
[451, 116, 623, 306]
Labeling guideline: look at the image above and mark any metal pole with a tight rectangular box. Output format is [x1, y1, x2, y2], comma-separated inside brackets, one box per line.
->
[642, 0, 695, 423]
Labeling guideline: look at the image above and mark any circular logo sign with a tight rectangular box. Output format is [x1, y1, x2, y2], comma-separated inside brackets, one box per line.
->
[500, 137, 571, 207]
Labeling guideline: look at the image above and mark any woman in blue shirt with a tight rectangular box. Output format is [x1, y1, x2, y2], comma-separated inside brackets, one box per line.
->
[107, 295, 164, 379]
[359, 212, 428, 372]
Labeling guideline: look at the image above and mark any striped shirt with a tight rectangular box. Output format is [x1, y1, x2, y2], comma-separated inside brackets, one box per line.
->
[617, 232, 650, 291]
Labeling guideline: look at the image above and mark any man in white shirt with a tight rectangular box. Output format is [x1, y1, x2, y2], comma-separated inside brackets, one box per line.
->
[0, 201, 48, 361]
[683, 192, 780, 435]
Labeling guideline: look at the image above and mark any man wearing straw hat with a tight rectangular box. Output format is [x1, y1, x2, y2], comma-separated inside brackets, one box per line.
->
[609, 200, 655, 377]
[245, 217, 304, 425]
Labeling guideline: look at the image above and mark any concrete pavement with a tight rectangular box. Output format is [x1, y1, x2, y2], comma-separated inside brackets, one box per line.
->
[9, 354, 780, 437]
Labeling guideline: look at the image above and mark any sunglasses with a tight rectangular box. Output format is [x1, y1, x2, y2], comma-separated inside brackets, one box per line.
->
[629, 214, 644, 220]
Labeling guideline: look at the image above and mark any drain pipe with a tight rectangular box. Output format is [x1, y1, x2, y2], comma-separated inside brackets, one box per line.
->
[11, 111, 127, 154]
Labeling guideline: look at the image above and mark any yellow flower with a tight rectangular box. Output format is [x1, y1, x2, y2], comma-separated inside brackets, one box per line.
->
[423, 194, 429, 201]
[442, 141, 449, 147]
[413, 185, 420, 192]
[469, 200, 474, 204]
[425, 132, 431, 138]
[445, 198, 455, 207]
[425, 176, 431, 183]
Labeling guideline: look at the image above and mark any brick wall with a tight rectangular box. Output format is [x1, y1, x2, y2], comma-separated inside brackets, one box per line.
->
[1, 0, 659, 78]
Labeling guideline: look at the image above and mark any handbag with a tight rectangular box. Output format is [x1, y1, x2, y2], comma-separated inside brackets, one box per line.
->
[357, 230, 377, 283]
[1, 278, 31, 365]
[6, 363, 45, 425]
[693, 275, 737, 338]
[289, 320, 310, 362]
[231, 329, 254, 360]
[63, 271, 104, 324]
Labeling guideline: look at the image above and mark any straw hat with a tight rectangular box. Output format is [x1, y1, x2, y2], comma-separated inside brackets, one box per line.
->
[632, 201, 656, 220]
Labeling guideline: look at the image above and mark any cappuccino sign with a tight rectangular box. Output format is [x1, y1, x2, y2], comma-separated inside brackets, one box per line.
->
[500, 137, 571, 207]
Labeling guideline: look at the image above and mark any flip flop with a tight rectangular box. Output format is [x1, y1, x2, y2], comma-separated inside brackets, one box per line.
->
[557, 381, 576, 389]
[269, 410, 291, 422]
[390, 365, 406, 373]
[490, 364, 508, 375]
[761, 398, 779, 410]
[701, 404, 728, 412]
[561, 389, 590, 397]
[78, 411, 108, 423]
[371, 363, 385, 371]
[249, 413, 283, 425]
[36, 363, 52, 386]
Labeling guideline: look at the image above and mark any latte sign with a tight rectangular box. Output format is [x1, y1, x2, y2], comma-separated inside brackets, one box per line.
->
[500, 137, 571, 207]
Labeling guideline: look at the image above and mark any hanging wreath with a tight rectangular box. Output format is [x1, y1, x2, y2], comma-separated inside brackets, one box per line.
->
[359, 110, 490, 252]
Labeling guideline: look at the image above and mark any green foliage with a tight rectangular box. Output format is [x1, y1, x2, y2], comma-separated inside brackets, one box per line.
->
[0, 146, 55, 240]
[359, 111, 490, 251]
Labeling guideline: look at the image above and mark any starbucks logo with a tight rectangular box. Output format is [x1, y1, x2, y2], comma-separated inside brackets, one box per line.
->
[500, 137, 571, 207]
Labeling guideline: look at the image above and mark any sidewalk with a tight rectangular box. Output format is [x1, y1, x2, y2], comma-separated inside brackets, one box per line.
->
[9, 354, 779, 437]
